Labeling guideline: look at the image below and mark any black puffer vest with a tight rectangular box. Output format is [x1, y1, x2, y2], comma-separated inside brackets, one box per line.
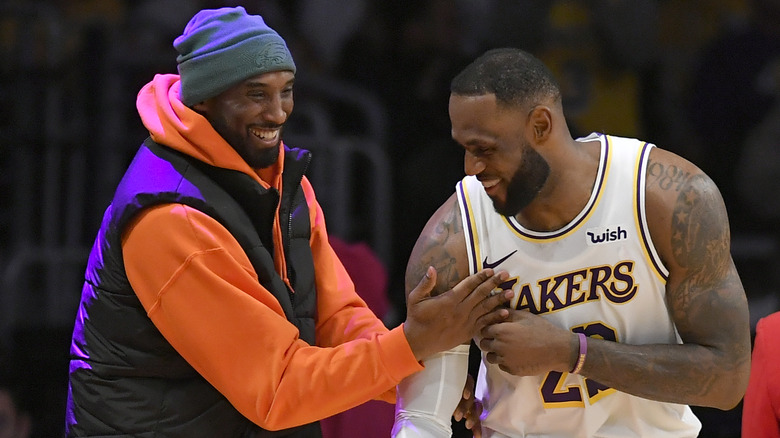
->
[66, 139, 321, 437]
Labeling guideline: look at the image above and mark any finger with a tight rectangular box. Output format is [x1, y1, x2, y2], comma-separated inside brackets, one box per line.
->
[464, 407, 478, 431]
[474, 301, 511, 330]
[453, 397, 468, 421]
[468, 289, 514, 326]
[453, 401, 468, 422]
[454, 381, 474, 421]
[407, 266, 437, 305]
[479, 323, 500, 343]
[464, 374, 474, 399]
[453, 400, 466, 421]
[446, 268, 494, 302]
[485, 352, 499, 365]
[466, 399, 484, 431]
[479, 337, 494, 352]
[461, 271, 510, 308]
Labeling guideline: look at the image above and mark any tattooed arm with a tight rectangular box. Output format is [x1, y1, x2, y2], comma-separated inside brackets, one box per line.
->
[392, 194, 495, 438]
[573, 147, 751, 409]
[404, 194, 471, 302]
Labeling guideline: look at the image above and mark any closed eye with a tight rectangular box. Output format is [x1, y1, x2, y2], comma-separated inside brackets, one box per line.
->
[464, 144, 494, 158]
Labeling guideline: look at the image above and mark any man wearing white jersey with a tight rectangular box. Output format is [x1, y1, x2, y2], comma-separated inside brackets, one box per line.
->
[392, 48, 751, 437]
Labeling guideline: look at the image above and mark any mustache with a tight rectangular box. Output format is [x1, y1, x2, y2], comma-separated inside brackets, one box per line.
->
[250, 123, 283, 130]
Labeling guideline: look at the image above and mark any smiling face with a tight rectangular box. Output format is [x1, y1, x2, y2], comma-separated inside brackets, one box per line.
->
[449, 93, 550, 216]
[194, 70, 294, 169]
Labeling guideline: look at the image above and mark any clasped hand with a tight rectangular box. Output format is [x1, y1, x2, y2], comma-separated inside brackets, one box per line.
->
[404, 267, 514, 361]
[478, 309, 576, 376]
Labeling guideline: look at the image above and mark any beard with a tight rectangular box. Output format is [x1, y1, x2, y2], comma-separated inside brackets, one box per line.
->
[207, 114, 282, 169]
[242, 141, 281, 169]
[491, 145, 550, 217]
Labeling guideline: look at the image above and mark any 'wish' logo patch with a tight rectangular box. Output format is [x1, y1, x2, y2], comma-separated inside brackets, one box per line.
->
[586, 225, 629, 245]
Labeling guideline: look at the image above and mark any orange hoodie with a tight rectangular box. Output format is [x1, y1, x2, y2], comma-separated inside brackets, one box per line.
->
[125, 74, 422, 430]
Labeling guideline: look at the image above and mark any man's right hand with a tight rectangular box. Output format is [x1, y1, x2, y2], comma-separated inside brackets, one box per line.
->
[403, 267, 513, 360]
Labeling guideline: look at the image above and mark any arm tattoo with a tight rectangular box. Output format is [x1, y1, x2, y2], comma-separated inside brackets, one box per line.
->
[622, 164, 749, 403]
[669, 174, 731, 309]
[646, 159, 692, 193]
[406, 204, 465, 296]
[662, 174, 750, 399]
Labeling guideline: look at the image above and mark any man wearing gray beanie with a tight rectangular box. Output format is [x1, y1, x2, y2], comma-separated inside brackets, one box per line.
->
[174, 6, 297, 107]
[65, 6, 510, 437]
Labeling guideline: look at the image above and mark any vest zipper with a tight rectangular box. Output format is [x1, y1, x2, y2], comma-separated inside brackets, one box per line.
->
[285, 150, 312, 303]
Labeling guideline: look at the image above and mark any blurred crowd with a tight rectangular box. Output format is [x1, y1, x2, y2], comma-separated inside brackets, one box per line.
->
[1, 0, 779, 436]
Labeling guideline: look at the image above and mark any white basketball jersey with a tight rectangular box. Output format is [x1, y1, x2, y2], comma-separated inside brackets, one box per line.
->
[456, 133, 701, 437]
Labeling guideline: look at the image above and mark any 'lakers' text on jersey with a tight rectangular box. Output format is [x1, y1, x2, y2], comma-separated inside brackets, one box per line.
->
[457, 133, 701, 438]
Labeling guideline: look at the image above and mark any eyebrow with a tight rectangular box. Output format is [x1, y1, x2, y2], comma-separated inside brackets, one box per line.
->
[245, 78, 295, 89]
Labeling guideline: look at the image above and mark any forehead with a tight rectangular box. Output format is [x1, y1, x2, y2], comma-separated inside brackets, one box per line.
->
[237, 70, 295, 91]
[449, 93, 498, 115]
[449, 93, 523, 139]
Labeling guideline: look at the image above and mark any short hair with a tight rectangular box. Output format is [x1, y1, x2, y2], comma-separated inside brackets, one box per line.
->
[450, 48, 561, 109]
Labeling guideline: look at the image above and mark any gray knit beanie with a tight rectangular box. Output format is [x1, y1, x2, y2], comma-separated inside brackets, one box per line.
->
[174, 6, 296, 106]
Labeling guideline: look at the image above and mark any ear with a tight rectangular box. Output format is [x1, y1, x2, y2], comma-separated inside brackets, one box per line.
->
[528, 106, 552, 142]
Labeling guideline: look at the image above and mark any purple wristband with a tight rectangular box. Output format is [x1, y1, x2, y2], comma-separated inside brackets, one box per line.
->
[570, 333, 587, 374]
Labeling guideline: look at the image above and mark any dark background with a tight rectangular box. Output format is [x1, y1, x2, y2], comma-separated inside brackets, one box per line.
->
[1, 0, 779, 436]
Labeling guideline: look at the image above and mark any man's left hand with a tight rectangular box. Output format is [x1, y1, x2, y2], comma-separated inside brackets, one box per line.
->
[453, 374, 482, 437]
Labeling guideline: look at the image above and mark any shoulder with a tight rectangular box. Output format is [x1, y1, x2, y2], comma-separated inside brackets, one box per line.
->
[643, 147, 728, 268]
[417, 194, 464, 254]
[404, 193, 469, 297]
[643, 147, 710, 231]
[644, 147, 710, 199]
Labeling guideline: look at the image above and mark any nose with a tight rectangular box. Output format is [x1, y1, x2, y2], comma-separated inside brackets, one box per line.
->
[464, 151, 485, 176]
[263, 95, 288, 125]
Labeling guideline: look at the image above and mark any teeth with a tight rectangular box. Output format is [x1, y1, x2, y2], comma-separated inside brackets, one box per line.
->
[481, 179, 499, 189]
[250, 128, 279, 141]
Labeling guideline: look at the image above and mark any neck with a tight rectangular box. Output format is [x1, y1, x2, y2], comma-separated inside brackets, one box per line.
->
[514, 137, 601, 231]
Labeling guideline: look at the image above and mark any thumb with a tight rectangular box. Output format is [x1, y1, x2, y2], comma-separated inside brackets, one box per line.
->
[408, 266, 437, 305]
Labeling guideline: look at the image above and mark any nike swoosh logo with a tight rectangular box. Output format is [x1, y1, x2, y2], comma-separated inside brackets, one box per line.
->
[483, 250, 517, 269]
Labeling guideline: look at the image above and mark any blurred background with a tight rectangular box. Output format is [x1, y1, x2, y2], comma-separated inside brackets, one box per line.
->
[1, 0, 779, 436]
